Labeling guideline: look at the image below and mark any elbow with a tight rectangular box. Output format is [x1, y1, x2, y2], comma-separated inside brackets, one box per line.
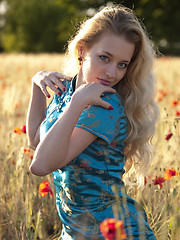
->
[28, 140, 38, 151]
[29, 162, 48, 177]
[27, 134, 39, 150]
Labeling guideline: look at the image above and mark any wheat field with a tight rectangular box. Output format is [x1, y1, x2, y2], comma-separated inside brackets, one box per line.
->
[0, 54, 179, 240]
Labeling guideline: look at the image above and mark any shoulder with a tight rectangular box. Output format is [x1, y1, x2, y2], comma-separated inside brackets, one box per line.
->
[102, 92, 124, 107]
[76, 92, 127, 144]
[97, 92, 126, 116]
[78, 92, 126, 123]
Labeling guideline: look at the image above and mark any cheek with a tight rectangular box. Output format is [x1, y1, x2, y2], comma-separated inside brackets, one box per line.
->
[82, 61, 97, 79]
[117, 70, 127, 82]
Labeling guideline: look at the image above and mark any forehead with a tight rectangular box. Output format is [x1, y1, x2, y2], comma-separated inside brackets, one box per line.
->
[90, 32, 135, 61]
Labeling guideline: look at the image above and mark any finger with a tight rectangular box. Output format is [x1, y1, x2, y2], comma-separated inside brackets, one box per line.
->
[40, 83, 51, 98]
[53, 77, 66, 92]
[97, 99, 114, 110]
[55, 72, 72, 81]
[45, 80, 62, 96]
[102, 86, 117, 94]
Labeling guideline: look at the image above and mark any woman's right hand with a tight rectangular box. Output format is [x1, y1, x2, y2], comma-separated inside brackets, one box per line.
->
[32, 71, 72, 98]
[73, 82, 116, 110]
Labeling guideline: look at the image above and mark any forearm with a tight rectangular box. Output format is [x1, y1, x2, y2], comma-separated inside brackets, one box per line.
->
[30, 94, 86, 175]
[26, 82, 47, 149]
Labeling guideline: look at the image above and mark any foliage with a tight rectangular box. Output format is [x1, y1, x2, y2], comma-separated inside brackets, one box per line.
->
[135, 0, 180, 55]
[0, 0, 180, 53]
[1, 0, 83, 52]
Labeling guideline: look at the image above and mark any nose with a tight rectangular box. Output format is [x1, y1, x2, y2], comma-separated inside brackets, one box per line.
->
[105, 64, 116, 79]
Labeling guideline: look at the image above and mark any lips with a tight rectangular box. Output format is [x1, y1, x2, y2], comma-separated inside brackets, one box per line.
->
[97, 78, 111, 86]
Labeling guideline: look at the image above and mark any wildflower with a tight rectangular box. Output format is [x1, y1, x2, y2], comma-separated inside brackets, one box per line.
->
[164, 169, 179, 180]
[21, 125, 26, 133]
[39, 180, 53, 197]
[144, 175, 151, 185]
[165, 132, 173, 141]
[14, 127, 22, 135]
[157, 89, 167, 102]
[176, 111, 180, 116]
[100, 218, 127, 240]
[159, 89, 167, 97]
[24, 148, 30, 154]
[171, 100, 178, 107]
[152, 176, 166, 188]
[158, 96, 163, 102]
[24, 147, 33, 159]
[14, 125, 26, 134]
[28, 154, 33, 160]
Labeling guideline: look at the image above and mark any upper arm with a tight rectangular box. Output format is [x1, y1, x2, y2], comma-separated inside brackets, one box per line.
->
[28, 127, 41, 150]
[60, 127, 97, 168]
[61, 94, 124, 167]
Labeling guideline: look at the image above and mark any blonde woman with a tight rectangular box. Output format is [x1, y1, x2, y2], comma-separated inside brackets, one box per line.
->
[27, 4, 159, 240]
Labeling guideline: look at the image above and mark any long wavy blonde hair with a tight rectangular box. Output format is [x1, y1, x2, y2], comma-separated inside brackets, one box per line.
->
[64, 4, 159, 187]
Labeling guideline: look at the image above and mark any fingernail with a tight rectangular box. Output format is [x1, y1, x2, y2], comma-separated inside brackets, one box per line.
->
[58, 92, 62, 96]
[63, 87, 66, 92]
[47, 95, 50, 98]
[108, 106, 113, 110]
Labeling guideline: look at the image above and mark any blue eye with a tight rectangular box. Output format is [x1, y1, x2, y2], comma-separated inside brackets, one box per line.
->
[118, 62, 128, 69]
[99, 55, 109, 62]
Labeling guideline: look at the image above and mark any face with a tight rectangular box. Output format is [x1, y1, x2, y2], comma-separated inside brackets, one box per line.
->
[78, 32, 135, 88]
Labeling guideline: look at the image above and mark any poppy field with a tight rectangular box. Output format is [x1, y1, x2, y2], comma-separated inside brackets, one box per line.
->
[0, 54, 179, 240]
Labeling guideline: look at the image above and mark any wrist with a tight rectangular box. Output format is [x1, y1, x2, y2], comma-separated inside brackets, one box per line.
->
[70, 93, 88, 112]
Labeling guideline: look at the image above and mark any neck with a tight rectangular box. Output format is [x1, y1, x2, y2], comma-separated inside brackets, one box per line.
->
[76, 69, 84, 90]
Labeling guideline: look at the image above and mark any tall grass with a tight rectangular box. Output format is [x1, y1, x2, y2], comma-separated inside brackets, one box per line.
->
[0, 54, 179, 240]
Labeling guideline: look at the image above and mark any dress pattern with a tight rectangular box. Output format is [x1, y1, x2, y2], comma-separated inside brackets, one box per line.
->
[40, 77, 156, 240]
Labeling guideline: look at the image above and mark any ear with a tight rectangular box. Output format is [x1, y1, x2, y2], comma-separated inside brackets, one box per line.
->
[78, 46, 84, 57]
[77, 40, 86, 57]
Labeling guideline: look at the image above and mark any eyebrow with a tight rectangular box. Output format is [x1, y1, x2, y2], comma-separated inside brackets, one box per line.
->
[102, 51, 130, 63]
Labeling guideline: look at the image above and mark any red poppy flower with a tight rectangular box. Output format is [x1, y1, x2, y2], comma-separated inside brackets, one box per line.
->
[23, 148, 33, 159]
[165, 132, 173, 141]
[176, 111, 180, 116]
[14, 125, 26, 134]
[171, 100, 178, 107]
[14, 127, 22, 135]
[100, 218, 127, 240]
[164, 169, 179, 180]
[39, 180, 53, 197]
[28, 154, 33, 160]
[24, 148, 30, 154]
[152, 177, 166, 188]
[21, 125, 26, 133]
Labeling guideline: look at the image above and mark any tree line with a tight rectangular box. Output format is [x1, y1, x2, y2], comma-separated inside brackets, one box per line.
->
[0, 0, 179, 55]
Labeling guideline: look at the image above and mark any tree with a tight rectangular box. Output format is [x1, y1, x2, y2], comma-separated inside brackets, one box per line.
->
[1, 0, 83, 52]
[0, 0, 180, 54]
[135, 0, 180, 54]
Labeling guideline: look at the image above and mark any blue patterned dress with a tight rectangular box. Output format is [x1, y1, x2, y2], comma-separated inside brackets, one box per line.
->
[40, 77, 156, 240]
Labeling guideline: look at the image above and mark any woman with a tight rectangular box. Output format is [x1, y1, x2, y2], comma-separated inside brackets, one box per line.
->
[27, 4, 159, 240]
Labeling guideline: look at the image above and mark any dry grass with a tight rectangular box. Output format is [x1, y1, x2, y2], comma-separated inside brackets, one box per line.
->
[0, 54, 179, 240]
